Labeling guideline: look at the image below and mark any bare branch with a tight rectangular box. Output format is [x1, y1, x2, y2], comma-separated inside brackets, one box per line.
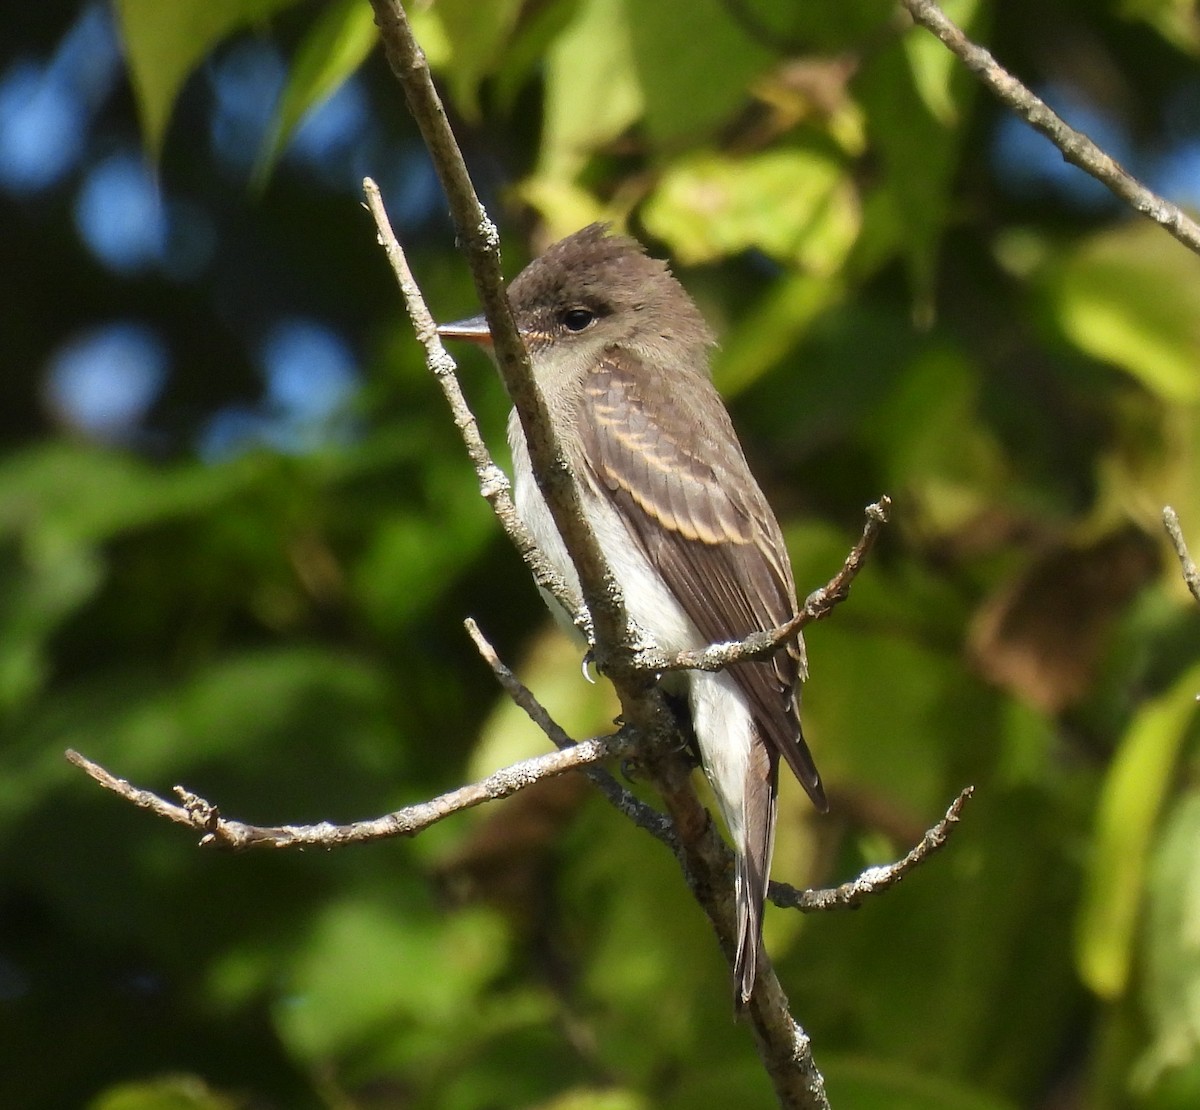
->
[463, 618, 675, 846]
[362, 178, 581, 625]
[646, 497, 891, 674]
[65, 738, 618, 850]
[367, 0, 633, 667]
[771, 786, 975, 912]
[898, 0, 1200, 257]
[1163, 507, 1200, 607]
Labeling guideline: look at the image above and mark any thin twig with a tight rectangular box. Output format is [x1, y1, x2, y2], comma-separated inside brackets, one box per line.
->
[1163, 506, 1200, 606]
[646, 497, 890, 674]
[898, 0, 1200, 257]
[362, 178, 580, 624]
[771, 786, 975, 912]
[65, 739, 618, 850]
[463, 618, 675, 846]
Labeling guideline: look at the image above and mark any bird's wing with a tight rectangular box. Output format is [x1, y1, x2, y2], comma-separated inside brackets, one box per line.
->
[575, 348, 825, 808]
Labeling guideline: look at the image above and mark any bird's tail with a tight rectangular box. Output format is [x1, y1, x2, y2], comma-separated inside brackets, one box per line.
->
[733, 735, 779, 1010]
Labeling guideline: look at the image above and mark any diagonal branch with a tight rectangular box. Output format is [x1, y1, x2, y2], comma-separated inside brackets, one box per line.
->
[362, 178, 580, 626]
[771, 786, 974, 912]
[463, 617, 676, 847]
[898, 0, 1200, 257]
[367, 0, 631, 665]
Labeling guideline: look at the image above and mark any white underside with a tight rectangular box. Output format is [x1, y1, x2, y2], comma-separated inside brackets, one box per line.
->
[510, 412, 753, 849]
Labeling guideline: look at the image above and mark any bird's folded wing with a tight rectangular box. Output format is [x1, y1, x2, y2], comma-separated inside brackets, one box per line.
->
[576, 349, 825, 807]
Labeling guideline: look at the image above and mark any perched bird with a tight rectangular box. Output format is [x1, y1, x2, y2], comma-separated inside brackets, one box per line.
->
[438, 224, 826, 1006]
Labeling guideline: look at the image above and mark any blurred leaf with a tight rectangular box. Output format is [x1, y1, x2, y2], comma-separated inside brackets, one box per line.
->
[274, 897, 510, 1061]
[822, 1055, 1019, 1109]
[0, 443, 249, 545]
[1137, 791, 1200, 1089]
[468, 626, 616, 778]
[431, 0, 525, 118]
[798, 787, 1083, 1095]
[627, 0, 771, 144]
[515, 177, 613, 242]
[531, 1092, 650, 1110]
[642, 148, 859, 273]
[714, 270, 845, 397]
[1077, 660, 1200, 998]
[902, 0, 986, 125]
[115, 0, 300, 156]
[252, 0, 377, 187]
[968, 528, 1159, 715]
[89, 1075, 239, 1110]
[538, 0, 642, 179]
[1118, 0, 1200, 52]
[0, 537, 102, 713]
[857, 31, 970, 309]
[1046, 221, 1200, 403]
[863, 343, 1009, 532]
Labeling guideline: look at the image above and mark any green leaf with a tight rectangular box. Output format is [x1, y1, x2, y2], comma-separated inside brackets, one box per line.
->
[429, 0, 525, 119]
[252, 0, 378, 187]
[821, 1055, 1019, 1109]
[1045, 221, 1200, 403]
[1137, 791, 1200, 1092]
[1077, 661, 1200, 998]
[857, 27, 971, 310]
[115, 0, 301, 157]
[714, 271, 844, 397]
[89, 1075, 238, 1110]
[274, 897, 510, 1061]
[0, 443, 249, 546]
[642, 148, 859, 273]
[627, 0, 772, 144]
[538, 0, 642, 179]
[902, 0, 987, 125]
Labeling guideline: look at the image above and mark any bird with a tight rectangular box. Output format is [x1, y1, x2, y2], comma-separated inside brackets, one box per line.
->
[438, 224, 827, 1006]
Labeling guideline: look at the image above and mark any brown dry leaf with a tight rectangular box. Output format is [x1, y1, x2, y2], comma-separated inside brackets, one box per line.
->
[968, 527, 1159, 715]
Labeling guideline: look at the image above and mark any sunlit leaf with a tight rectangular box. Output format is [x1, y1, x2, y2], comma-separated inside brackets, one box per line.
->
[88, 1075, 238, 1110]
[431, 0, 525, 119]
[1046, 221, 1200, 403]
[275, 897, 510, 1060]
[252, 0, 377, 187]
[115, 0, 300, 156]
[538, 0, 642, 179]
[1137, 792, 1200, 1091]
[1077, 661, 1200, 998]
[902, 0, 987, 125]
[642, 148, 859, 273]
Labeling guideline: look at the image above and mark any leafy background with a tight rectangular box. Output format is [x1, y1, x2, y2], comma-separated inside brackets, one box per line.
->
[4, 0, 1200, 1106]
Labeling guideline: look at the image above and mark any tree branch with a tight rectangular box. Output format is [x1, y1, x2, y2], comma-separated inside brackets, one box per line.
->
[771, 786, 974, 912]
[898, 0, 1200, 257]
[64, 738, 620, 850]
[368, 0, 631, 661]
[462, 617, 676, 847]
[1163, 506, 1200, 607]
[362, 178, 580, 623]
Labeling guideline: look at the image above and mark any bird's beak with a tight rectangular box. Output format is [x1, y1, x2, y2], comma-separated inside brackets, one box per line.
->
[436, 313, 493, 348]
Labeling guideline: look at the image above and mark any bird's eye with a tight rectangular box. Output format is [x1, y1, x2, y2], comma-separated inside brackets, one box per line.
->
[562, 308, 595, 332]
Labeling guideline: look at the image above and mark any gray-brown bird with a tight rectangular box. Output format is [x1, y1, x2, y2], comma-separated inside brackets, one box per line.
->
[439, 224, 826, 1006]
